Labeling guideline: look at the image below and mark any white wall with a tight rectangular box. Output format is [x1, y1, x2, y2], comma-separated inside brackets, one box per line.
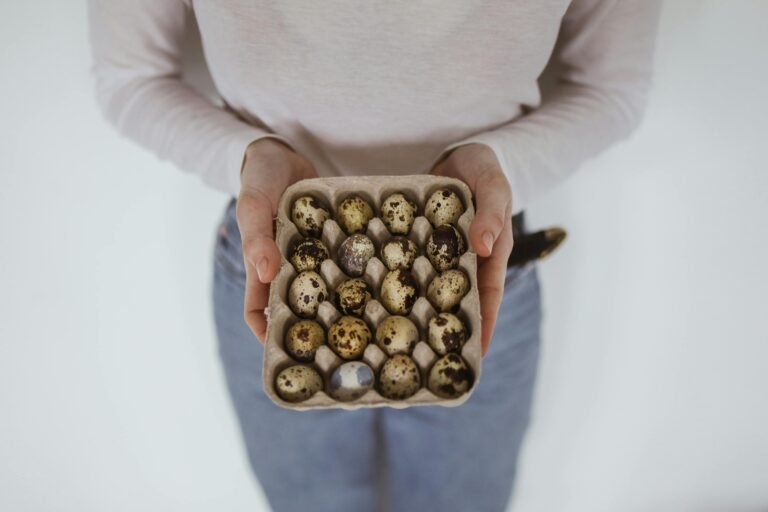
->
[1, 2, 766, 511]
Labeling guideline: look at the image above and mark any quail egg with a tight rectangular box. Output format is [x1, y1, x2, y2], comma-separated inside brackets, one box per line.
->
[428, 353, 473, 398]
[380, 192, 417, 235]
[426, 224, 466, 271]
[427, 269, 470, 312]
[328, 315, 371, 360]
[291, 196, 330, 238]
[425, 189, 465, 227]
[329, 361, 375, 401]
[275, 365, 324, 403]
[284, 319, 326, 362]
[380, 269, 418, 315]
[375, 315, 419, 356]
[290, 238, 329, 272]
[335, 278, 372, 317]
[337, 234, 375, 277]
[337, 195, 374, 235]
[378, 354, 421, 400]
[427, 313, 467, 355]
[380, 237, 418, 271]
[288, 271, 328, 318]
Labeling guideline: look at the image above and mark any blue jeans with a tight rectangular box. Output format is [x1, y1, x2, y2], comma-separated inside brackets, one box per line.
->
[212, 199, 541, 512]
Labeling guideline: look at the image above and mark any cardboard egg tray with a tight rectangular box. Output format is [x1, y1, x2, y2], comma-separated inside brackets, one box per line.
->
[264, 175, 482, 410]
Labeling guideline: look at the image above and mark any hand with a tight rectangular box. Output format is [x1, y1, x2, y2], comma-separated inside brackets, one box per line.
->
[430, 144, 514, 356]
[237, 138, 318, 342]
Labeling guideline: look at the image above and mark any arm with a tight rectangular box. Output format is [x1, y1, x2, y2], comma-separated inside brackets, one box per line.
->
[437, 0, 663, 214]
[87, 0, 291, 195]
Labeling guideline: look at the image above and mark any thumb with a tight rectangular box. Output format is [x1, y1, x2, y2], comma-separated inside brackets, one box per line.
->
[236, 189, 282, 284]
[469, 171, 513, 258]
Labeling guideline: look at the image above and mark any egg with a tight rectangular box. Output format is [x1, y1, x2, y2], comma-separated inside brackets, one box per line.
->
[425, 189, 465, 227]
[378, 354, 421, 400]
[380, 237, 418, 271]
[275, 365, 324, 403]
[427, 269, 470, 312]
[328, 315, 371, 360]
[426, 224, 466, 271]
[380, 269, 418, 315]
[380, 192, 417, 235]
[427, 313, 467, 355]
[375, 315, 419, 356]
[329, 361, 375, 401]
[290, 238, 329, 272]
[337, 234, 375, 277]
[428, 353, 473, 398]
[291, 196, 330, 238]
[284, 319, 326, 362]
[334, 278, 372, 317]
[337, 195, 374, 235]
[288, 271, 328, 318]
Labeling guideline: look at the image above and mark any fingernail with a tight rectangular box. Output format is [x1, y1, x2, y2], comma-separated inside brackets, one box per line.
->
[256, 257, 268, 282]
[482, 231, 495, 253]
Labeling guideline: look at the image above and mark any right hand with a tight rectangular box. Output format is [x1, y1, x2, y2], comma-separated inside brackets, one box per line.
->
[236, 138, 318, 342]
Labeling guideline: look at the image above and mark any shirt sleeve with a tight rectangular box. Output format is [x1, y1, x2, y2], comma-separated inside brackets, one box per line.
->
[87, 0, 292, 196]
[435, 0, 662, 215]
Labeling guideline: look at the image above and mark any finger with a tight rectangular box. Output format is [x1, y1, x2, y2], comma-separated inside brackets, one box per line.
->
[477, 216, 514, 355]
[243, 256, 270, 343]
[469, 171, 512, 258]
[236, 189, 282, 284]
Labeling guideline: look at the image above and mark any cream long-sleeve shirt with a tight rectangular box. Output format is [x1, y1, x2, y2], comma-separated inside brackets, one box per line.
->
[88, 0, 661, 214]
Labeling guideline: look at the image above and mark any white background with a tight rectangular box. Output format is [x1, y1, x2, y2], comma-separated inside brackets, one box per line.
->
[1, 2, 767, 511]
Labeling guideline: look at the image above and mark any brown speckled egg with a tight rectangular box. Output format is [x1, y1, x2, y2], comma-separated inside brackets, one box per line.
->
[284, 319, 326, 362]
[291, 196, 330, 237]
[427, 269, 469, 312]
[380, 269, 418, 315]
[290, 238, 329, 272]
[328, 316, 371, 360]
[378, 354, 421, 400]
[337, 195, 374, 235]
[426, 225, 466, 271]
[380, 237, 418, 271]
[428, 353, 473, 398]
[428, 313, 467, 355]
[275, 365, 324, 403]
[335, 278, 372, 317]
[375, 315, 419, 356]
[380, 193, 417, 235]
[425, 189, 465, 227]
[288, 271, 328, 318]
[337, 234, 375, 277]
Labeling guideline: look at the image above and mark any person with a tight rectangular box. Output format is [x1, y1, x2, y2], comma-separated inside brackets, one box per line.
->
[87, 1, 661, 510]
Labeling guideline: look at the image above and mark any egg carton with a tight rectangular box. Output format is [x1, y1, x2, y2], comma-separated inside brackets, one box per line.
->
[264, 175, 482, 410]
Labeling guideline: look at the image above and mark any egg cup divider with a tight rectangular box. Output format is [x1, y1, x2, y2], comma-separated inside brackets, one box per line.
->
[265, 175, 482, 410]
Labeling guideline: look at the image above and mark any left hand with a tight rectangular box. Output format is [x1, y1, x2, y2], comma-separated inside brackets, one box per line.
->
[430, 143, 514, 356]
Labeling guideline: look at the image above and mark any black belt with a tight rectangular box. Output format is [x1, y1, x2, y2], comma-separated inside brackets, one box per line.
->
[507, 211, 567, 268]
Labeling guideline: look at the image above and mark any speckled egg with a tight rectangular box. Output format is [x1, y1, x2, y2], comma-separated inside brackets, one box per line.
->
[291, 196, 330, 238]
[288, 271, 328, 318]
[275, 365, 324, 403]
[425, 189, 465, 227]
[428, 353, 473, 398]
[380, 193, 417, 235]
[284, 319, 326, 362]
[427, 313, 467, 355]
[380, 237, 418, 271]
[335, 278, 372, 317]
[337, 234, 375, 277]
[427, 269, 470, 312]
[378, 354, 421, 400]
[426, 224, 466, 271]
[380, 269, 418, 315]
[290, 238, 329, 272]
[329, 361, 375, 401]
[337, 195, 374, 235]
[375, 315, 419, 356]
[328, 316, 371, 360]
